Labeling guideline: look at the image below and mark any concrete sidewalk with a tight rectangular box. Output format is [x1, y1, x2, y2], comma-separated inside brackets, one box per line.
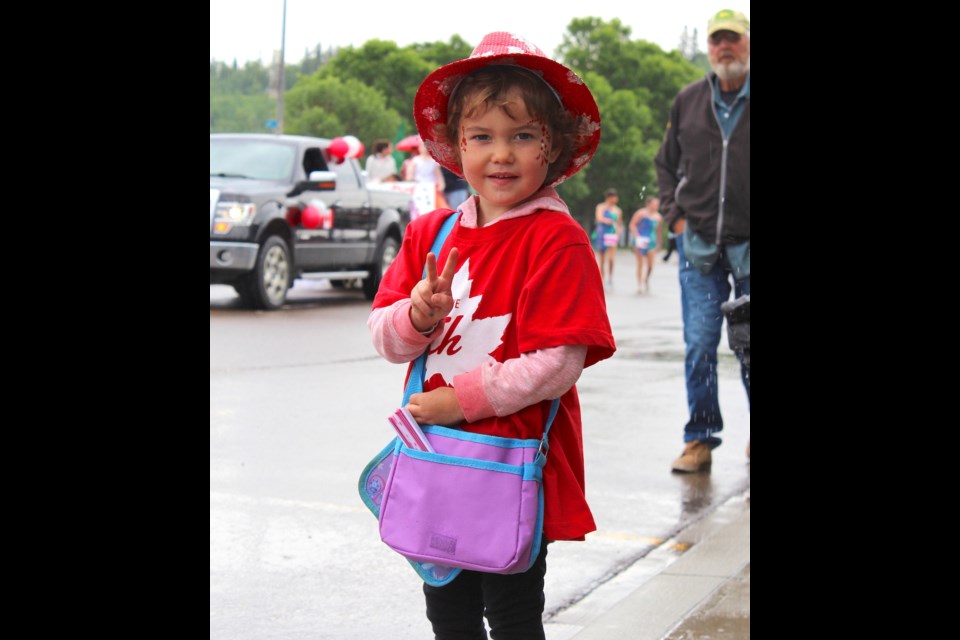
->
[546, 488, 750, 639]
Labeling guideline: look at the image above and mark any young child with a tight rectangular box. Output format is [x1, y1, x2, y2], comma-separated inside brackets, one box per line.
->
[593, 188, 622, 286]
[629, 196, 663, 293]
[367, 32, 616, 639]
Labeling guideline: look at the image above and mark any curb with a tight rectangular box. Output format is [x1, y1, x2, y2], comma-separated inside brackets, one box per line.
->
[546, 490, 750, 640]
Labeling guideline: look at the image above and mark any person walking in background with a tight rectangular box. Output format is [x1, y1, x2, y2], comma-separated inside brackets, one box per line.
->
[628, 196, 662, 293]
[654, 8, 750, 473]
[368, 32, 614, 639]
[592, 188, 622, 286]
[365, 139, 399, 182]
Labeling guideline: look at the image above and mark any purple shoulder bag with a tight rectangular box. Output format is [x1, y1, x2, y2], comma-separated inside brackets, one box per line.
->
[358, 210, 560, 586]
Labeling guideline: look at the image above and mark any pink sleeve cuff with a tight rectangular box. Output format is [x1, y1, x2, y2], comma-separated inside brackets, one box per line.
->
[369, 300, 444, 363]
[392, 300, 445, 343]
[453, 368, 495, 423]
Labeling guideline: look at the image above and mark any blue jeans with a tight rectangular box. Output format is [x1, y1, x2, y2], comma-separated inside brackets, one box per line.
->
[676, 233, 750, 448]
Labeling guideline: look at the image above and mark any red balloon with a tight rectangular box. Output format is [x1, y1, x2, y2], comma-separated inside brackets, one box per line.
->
[329, 137, 348, 158]
[301, 205, 321, 229]
[284, 206, 302, 227]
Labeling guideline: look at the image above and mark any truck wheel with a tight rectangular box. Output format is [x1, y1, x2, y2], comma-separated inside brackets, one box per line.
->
[362, 236, 400, 300]
[238, 235, 291, 310]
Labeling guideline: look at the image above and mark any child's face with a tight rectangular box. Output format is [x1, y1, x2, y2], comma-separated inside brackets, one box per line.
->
[457, 89, 560, 221]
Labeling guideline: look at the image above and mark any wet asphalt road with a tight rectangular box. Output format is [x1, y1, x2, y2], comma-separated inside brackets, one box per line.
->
[210, 248, 750, 639]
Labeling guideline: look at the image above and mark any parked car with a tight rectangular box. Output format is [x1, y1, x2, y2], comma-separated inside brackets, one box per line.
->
[210, 133, 412, 309]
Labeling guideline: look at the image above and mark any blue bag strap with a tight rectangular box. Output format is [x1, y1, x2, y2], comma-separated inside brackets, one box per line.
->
[536, 397, 561, 464]
[423, 209, 460, 279]
[401, 206, 560, 461]
[403, 209, 460, 405]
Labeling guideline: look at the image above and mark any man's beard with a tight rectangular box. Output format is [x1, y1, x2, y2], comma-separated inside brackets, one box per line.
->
[711, 58, 749, 81]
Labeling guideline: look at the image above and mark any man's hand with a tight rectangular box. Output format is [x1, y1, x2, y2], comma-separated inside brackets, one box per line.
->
[406, 387, 464, 426]
[410, 247, 459, 332]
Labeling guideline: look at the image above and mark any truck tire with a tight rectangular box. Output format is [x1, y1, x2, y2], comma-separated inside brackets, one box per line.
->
[237, 235, 291, 310]
[362, 236, 400, 300]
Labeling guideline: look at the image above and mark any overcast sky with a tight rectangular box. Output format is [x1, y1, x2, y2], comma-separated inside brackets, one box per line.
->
[210, 1, 751, 66]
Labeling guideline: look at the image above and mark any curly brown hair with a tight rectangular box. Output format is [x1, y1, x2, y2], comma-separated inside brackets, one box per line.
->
[431, 66, 579, 187]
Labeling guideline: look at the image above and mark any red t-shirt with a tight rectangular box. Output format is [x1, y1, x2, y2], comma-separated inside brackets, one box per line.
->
[373, 208, 616, 540]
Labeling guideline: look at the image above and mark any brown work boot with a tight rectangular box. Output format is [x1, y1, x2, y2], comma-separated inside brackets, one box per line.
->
[671, 441, 712, 473]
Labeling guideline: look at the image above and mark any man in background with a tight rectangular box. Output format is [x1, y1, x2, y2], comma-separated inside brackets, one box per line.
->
[654, 9, 750, 473]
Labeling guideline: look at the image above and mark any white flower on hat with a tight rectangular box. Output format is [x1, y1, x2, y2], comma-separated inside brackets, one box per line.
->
[577, 116, 601, 141]
[424, 140, 459, 167]
[507, 33, 540, 54]
[437, 74, 464, 96]
[420, 106, 441, 122]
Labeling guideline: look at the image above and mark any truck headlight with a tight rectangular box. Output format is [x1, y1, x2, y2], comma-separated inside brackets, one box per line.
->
[215, 201, 256, 224]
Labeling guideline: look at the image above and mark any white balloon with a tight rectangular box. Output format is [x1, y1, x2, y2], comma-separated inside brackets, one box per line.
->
[343, 135, 363, 158]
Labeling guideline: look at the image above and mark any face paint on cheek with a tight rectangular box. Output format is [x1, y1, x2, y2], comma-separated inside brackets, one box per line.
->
[460, 126, 467, 155]
[540, 124, 551, 167]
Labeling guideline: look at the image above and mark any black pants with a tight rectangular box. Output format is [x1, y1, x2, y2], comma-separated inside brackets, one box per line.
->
[423, 539, 549, 640]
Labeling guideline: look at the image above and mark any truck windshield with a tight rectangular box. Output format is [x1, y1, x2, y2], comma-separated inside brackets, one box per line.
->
[210, 139, 297, 181]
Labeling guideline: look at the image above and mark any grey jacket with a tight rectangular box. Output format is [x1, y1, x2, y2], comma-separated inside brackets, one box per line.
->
[654, 72, 750, 245]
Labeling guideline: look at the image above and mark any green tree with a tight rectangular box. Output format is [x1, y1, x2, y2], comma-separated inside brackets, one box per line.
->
[210, 91, 276, 133]
[283, 74, 401, 146]
[409, 36, 473, 69]
[556, 72, 658, 227]
[554, 17, 703, 224]
[318, 40, 434, 125]
[210, 60, 270, 94]
[689, 52, 711, 74]
[210, 58, 305, 132]
[210, 61, 275, 132]
[558, 18, 702, 145]
[297, 43, 339, 75]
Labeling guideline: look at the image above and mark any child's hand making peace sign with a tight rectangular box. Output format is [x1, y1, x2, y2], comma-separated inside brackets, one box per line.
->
[407, 247, 463, 426]
[409, 247, 459, 333]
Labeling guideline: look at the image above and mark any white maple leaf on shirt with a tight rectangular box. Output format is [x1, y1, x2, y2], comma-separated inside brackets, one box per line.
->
[425, 257, 512, 385]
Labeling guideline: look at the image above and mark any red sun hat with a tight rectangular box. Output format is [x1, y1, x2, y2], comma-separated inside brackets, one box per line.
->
[413, 31, 601, 187]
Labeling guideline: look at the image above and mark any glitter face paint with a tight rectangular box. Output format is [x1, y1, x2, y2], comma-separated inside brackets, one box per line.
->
[457, 94, 554, 224]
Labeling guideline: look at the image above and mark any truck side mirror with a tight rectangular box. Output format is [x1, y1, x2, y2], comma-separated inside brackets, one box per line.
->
[288, 170, 337, 197]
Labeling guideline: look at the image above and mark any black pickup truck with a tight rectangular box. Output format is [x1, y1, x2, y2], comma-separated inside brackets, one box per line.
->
[210, 133, 412, 309]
